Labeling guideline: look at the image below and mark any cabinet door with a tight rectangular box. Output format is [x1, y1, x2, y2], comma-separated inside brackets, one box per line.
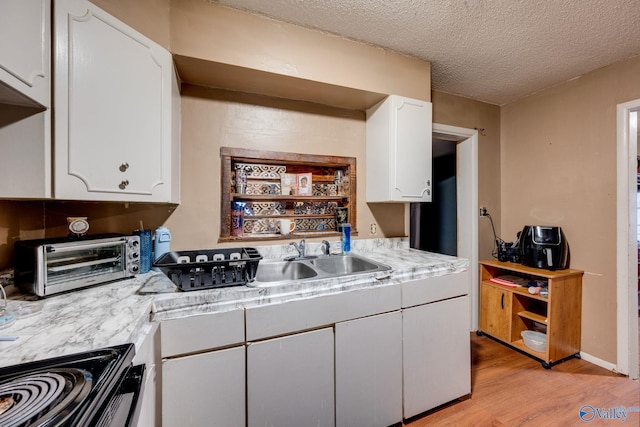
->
[403, 296, 470, 419]
[133, 323, 159, 427]
[247, 328, 334, 427]
[135, 363, 157, 427]
[335, 311, 402, 427]
[162, 346, 246, 427]
[0, 0, 50, 107]
[54, 0, 178, 202]
[480, 283, 511, 341]
[366, 95, 432, 202]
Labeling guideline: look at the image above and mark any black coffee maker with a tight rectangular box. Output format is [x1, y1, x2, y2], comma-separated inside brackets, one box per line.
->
[519, 225, 570, 270]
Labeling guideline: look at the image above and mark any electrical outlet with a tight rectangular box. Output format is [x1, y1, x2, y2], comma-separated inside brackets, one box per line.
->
[479, 207, 488, 217]
[370, 223, 377, 235]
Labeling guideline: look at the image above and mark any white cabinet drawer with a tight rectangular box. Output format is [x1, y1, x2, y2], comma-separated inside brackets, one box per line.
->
[246, 284, 401, 341]
[401, 270, 469, 308]
[160, 308, 244, 358]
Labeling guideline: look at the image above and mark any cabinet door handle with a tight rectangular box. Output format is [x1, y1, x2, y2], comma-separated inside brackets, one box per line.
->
[119, 162, 130, 172]
[501, 293, 505, 310]
[119, 180, 129, 190]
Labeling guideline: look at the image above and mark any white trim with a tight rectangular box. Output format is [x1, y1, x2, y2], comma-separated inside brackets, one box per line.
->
[616, 99, 640, 379]
[433, 123, 479, 331]
[580, 351, 618, 373]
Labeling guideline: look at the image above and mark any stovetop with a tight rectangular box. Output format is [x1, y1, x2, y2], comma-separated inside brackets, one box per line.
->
[0, 344, 134, 427]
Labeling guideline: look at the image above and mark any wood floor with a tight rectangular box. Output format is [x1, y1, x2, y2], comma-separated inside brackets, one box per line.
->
[405, 333, 640, 426]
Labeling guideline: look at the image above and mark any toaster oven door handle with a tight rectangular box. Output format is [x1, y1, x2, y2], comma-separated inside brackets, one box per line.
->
[46, 239, 126, 253]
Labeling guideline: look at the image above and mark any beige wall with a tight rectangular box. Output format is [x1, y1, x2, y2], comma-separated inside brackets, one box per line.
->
[89, 0, 170, 48]
[163, 85, 405, 251]
[432, 91, 501, 261]
[501, 55, 640, 363]
[169, 0, 431, 104]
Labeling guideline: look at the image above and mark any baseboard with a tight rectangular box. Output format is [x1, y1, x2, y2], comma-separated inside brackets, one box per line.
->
[579, 351, 618, 373]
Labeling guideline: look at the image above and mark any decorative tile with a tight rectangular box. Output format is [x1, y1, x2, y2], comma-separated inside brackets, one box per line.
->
[235, 163, 286, 179]
[294, 202, 337, 215]
[244, 201, 286, 216]
[294, 218, 337, 232]
[244, 218, 279, 234]
[312, 184, 338, 196]
[246, 182, 281, 195]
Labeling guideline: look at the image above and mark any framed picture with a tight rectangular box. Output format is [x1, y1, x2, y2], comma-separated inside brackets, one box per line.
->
[297, 173, 312, 196]
[280, 173, 297, 195]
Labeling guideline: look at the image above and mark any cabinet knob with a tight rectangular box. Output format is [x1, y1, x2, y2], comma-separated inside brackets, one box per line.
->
[119, 162, 129, 172]
[426, 179, 431, 187]
[119, 180, 129, 190]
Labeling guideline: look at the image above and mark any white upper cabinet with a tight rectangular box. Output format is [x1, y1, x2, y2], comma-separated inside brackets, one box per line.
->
[0, 0, 50, 108]
[53, 0, 180, 203]
[0, 0, 51, 198]
[366, 95, 432, 202]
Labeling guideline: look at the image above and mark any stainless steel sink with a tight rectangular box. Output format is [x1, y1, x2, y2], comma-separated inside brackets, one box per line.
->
[310, 255, 381, 275]
[255, 261, 318, 282]
[250, 254, 391, 287]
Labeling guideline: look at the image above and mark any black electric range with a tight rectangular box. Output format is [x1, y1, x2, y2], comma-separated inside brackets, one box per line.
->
[0, 344, 145, 427]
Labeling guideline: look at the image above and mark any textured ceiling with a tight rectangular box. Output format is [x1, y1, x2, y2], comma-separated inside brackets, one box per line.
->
[214, 0, 640, 105]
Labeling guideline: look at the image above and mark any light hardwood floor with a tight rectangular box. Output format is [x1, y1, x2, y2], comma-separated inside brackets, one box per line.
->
[405, 333, 640, 426]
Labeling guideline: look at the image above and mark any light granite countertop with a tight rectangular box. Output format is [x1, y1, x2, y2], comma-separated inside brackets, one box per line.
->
[0, 238, 468, 368]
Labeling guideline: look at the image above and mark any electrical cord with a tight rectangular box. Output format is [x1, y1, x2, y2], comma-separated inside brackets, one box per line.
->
[484, 212, 502, 259]
[483, 212, 521, 260]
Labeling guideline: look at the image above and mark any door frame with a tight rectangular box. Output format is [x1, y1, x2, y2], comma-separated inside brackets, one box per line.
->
[433, 123, 479, 330]
[616, 99, 640, 379]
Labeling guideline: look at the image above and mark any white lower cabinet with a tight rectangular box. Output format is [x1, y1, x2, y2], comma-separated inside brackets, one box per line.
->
[402, 296, 471, 419]
[153, 273, 471, 426]
[136, 364, 157, 427]
[162, 346, 246, 427]
[335, 311, 403, 427]
[132, 323, 160, 427]
[247, 328, 335, 427]
[160, 309, 245, 426]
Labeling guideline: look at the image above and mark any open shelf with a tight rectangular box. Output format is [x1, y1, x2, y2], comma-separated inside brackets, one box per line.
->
[517, 311, 547, 324]
[220, 147, 357, 242]
[479, 260, 583, 368]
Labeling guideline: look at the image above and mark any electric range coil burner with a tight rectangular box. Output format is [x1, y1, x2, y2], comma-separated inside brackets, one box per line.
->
[0, 344, 145, 427]
[0, 369, 92, 427]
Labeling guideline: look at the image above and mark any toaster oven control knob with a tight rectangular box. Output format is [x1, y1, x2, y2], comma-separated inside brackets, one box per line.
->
[129, 264, 139, 274]
[129, 251, 139, 260]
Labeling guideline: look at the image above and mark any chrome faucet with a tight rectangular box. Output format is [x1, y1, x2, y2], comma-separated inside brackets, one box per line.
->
[321, 240, 331, 256]
[289, 239, 306, 258]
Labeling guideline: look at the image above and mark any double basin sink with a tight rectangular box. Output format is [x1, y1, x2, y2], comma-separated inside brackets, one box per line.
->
[250, 253, 392, 287]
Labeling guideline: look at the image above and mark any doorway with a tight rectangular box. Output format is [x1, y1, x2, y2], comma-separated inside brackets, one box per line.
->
[413, 124, 478, 330]
[410, 138, 457, 256]
[616, 99, 640, 379]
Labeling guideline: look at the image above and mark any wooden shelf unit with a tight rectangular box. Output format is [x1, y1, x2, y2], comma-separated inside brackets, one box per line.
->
[220, 147, 357, 242]
[479, 260, 583, 368]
